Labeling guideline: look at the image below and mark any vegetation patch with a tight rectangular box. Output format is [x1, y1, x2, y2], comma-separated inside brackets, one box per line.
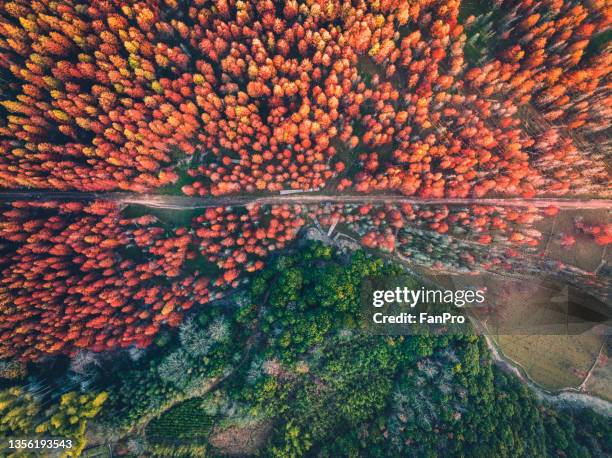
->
[146, 398, 215, 444]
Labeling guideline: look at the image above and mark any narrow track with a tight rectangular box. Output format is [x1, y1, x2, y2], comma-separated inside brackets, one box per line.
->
[0, 191, 611, 210]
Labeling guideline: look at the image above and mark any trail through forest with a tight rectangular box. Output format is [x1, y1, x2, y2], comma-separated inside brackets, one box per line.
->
[1, 191, 611, 210]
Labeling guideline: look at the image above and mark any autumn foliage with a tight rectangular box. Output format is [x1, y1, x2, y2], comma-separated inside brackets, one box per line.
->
[0, 0, 609, 360]
[0, 0, 608, 197]
[194, 203, 305, 285]
[0, 201, 209, 360]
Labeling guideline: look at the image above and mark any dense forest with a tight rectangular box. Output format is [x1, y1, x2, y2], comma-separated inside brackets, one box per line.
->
[1, 242, 609, 457]
[0, 0, 610, 455]
[0, 0, 610, 365]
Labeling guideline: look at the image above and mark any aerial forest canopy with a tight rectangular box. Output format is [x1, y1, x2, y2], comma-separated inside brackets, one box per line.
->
[0, 0, 609, 358]
[0, 0, 610, 197]
[0, 0, 610, 456]
[3, 243, 605, 457]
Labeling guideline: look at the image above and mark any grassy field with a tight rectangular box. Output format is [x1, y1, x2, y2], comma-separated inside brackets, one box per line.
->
[479, 271, 607, 391]
[537, 209, 610, 273]
[424, 267, 609, 393]
[584, 343, 612, 402]
[494, 333, 604, 391]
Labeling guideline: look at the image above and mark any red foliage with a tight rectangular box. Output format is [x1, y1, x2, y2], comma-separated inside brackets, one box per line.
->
[194, 204, 305, 286]
[574, 217, 612, 246]
[0, 0, 608, 199]
[0, 201, 209, 360]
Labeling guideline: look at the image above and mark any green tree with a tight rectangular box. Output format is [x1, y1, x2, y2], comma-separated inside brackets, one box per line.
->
[0, 387, 107, 458]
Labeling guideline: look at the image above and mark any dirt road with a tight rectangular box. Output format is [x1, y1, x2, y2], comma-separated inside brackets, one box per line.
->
[1, 190, 611, 210]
